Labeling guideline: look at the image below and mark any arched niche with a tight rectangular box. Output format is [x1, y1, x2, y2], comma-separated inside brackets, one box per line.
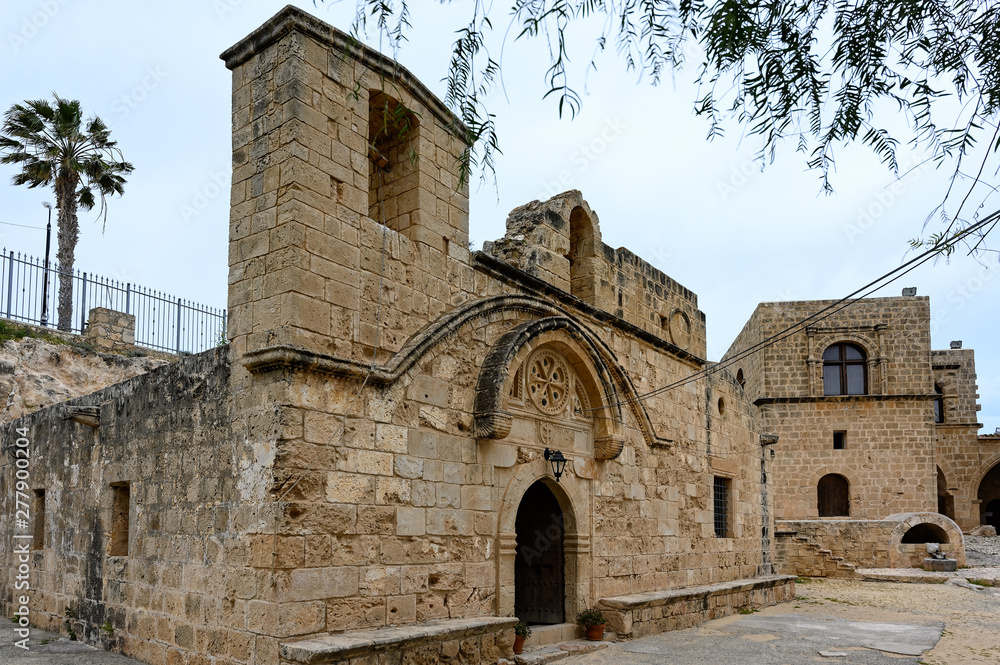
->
[885, 512, 965, 568]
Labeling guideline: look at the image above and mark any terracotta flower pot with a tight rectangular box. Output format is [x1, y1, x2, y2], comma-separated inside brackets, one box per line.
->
[513, 635, 526, 654]
[585, 624, 606, 641]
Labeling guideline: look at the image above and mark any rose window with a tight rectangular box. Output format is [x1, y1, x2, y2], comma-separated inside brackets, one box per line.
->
[527, 350, 571, 415]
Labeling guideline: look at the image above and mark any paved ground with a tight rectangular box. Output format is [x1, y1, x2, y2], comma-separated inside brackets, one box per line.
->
[0, 623, 141, 664]
[3, 539, 998, 665]
[563, 576, 1000, 665]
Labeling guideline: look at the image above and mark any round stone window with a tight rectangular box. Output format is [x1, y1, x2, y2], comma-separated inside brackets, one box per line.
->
[527, 349, 571, 415]
[669, 310, 691, 349]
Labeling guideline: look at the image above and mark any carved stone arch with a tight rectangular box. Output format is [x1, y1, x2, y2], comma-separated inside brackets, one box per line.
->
[496, 458, 591, 619]
[474, 316, 627, 458]
[813, 333, 879, 358]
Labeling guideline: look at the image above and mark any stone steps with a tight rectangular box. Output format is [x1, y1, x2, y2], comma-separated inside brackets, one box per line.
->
[512, 639, 611, 665]
[785, 532, 858, 577]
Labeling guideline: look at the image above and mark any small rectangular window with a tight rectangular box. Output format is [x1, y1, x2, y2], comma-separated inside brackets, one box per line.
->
[32, 490, 45, 551]
[833, 431, 846, 450]
[110, 483, 130, 557]
[713, 476, 731, 538]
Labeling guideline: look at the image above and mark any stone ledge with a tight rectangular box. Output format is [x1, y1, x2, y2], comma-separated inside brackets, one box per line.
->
[596, 575, 796, 639]
[280, 616, 517, 664]
[598, 574, 795, 611]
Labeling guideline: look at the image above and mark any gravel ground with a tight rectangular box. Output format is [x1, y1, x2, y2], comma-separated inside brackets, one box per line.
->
[964, 535, 1000, 567]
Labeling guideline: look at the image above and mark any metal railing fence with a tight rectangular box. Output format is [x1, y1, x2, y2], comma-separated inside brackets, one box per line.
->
[0, 248, 226, 354]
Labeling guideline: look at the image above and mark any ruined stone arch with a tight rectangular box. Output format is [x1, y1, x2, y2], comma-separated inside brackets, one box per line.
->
[496, 458, 591, 620]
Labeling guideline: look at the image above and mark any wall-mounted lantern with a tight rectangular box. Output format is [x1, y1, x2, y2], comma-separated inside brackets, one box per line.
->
[543, 448, 567, 482]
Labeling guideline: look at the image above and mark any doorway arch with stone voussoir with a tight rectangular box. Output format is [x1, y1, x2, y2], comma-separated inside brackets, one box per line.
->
[497, 459, 591, 624]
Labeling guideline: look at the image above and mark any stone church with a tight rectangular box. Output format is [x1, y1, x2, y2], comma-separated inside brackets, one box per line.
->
[0, 6, 793, 665]
[725, 296, 1000, 575]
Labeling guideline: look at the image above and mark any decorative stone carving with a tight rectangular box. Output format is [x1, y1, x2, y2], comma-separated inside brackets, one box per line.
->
[594, 435, 624, 460]
[474, 411, 513, 440]
[537, 421, 554, 447]
[527, 349, 571, 415]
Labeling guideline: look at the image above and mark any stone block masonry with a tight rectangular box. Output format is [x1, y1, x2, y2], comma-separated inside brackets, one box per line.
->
[0, 7, 794, 665]
[84, 308, 136, 352]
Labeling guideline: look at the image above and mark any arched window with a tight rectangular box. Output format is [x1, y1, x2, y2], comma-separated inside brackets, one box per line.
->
[933, 385, 945, 423]
[817, 474, 850, 517]
[822, 343, 867, 395]
[736, 368, 745, 388]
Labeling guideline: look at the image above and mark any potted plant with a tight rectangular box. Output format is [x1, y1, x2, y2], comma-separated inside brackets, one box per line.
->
[576, 608, 606, 641]
[513, 621, 531, 654]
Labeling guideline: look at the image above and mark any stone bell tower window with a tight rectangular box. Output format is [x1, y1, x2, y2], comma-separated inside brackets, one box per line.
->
[368, 90, 418, 232]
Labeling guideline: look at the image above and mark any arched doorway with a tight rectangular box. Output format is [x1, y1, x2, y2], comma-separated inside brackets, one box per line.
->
[979, 463, 1000, 529]
[937, 466, 955, 520]
[986, 500, 1000, 530]
[817, 474, 850, 517]
[514, 481, 565, 624]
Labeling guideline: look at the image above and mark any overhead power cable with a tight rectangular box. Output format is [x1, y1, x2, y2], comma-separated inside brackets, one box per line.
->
[584, 209, 1000, 413]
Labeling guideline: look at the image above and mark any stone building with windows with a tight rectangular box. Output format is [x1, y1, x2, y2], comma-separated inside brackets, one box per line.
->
[724, 296, 1000, 575]
[0, 7, 793, 665]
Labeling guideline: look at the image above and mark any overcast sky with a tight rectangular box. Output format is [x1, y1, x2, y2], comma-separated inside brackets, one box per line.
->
[1, 1, 998, 433]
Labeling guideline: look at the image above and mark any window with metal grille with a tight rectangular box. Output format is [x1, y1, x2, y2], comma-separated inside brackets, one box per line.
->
[713, 476, 731, 538]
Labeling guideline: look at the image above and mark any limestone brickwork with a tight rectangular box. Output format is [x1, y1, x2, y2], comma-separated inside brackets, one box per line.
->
[726, 296, 998, 576]
[84, 308, 137, 352]
[0, 7, 792, 665]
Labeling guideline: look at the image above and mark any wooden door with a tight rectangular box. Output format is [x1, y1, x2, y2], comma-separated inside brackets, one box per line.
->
[514, 481, 565, 624]
[818, 474, 849, 517]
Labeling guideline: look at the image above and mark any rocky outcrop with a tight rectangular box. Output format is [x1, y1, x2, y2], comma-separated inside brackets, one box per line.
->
[0, 336, 170, 422]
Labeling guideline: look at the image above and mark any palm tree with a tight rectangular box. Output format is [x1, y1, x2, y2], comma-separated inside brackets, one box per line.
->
[0, 95, 133, 330]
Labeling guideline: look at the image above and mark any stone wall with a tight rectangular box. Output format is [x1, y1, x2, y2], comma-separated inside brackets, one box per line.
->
[597, 575, 795, 639]
[724, 297, 941, 522]
[930, 349, 1000, 531]
[0, 348, 283, 664]
[223, 7, 471, 366]
[775, 513, 966, 575]
[0, 8, 794, 665]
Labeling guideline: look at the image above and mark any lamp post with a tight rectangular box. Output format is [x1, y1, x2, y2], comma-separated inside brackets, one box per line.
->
[40, 202, 53, 327]
[543, 448, 567, 482]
